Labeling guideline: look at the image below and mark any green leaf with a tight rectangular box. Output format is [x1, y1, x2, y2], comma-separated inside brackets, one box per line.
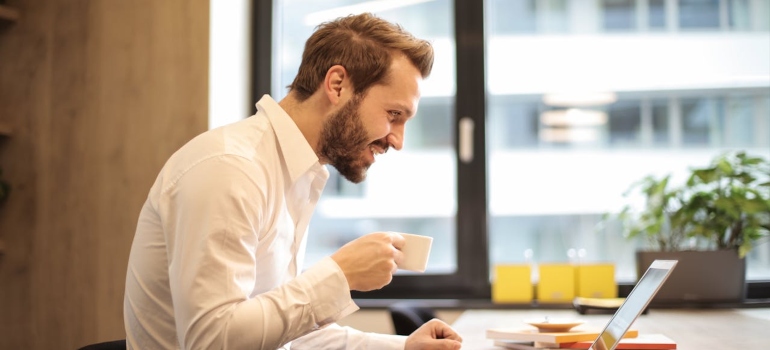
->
[738, 243, 751, 258]
[618, 151, 769, 254]
[739, 198, 770, 214]
[692, 168, 719, 184]
[737, 172, 756, 184]
[743, 156, 764, 165]
[717, 158, 734, 175]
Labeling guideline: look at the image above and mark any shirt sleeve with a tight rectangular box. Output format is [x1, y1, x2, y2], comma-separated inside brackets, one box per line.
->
[159, 155, 358, 349]
[290, 323, 407, 350]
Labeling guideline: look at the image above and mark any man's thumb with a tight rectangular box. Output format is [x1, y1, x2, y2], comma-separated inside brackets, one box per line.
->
[437, 339, 462, 349]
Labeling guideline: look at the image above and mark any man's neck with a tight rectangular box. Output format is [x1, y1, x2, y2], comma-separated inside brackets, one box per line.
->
[278, 92, 329, 161]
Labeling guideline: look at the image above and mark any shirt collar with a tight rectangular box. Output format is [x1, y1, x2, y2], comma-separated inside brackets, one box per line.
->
[256, 94, 321, 183]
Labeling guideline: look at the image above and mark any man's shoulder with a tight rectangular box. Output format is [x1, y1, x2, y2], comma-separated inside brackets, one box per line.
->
[155, 117, 282, 192]
[176, 116, 276, 166]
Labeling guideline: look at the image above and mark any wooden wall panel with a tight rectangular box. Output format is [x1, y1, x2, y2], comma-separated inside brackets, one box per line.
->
[0, 0, 209, 348]
[0, 1, 52, 347]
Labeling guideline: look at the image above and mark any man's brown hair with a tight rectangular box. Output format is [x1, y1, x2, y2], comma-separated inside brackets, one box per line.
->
[288, 13, 434, 101]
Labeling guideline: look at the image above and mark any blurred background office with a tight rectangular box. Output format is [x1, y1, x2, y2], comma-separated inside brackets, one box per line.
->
[0, 0, 768, 348]
[253, 0, 770, 290]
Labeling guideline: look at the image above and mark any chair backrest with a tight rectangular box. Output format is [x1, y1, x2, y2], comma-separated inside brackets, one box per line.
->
[388, 302, 437, 336]
[78, 339, 126, 350]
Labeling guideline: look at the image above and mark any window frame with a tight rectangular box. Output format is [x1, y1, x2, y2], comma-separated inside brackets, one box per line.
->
[251, 0, 491, 299]
[252, 0, 770, 301]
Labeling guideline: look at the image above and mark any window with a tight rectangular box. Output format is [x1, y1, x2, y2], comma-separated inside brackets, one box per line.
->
[679, 0, 720, 29]
[648, 0, 667, 29]
[261, 0, 492, 298]
[650, 98, 670, 146]
[488, 0, 537, 34]
[603, 0, 637, 31]
[681, 97, 724, 146]
[254, 0, 770, 298]
[608, 100, 642, 146]
[727, 0, 751, 30]
[485, 0, 770, 285]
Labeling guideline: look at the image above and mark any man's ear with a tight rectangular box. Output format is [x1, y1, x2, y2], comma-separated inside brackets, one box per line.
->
[324, 65, 349, 106]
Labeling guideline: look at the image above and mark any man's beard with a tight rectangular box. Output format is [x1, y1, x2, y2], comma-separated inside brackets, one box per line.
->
[319, 95, 385, 183]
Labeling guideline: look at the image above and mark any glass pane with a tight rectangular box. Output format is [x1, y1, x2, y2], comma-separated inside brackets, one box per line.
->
[485, 0, 770, 282]
[273, 0, 458, 274]
[487, 0, 569, 34]
[538, 0, 569, 33]
[679, 0, 720, 29]
[751, 0, 770, 31]
[489, 0, 537, 34]
[681, 97, 724, 146]
[649, 0, 667, 29]
[608, 100, 641, 146]
[724, 95, 754, 146]
[728, 0, 751, 30]
[488, 96, 540, 148]
[602, 0, 637, 31]
[651, 99, 669, 146]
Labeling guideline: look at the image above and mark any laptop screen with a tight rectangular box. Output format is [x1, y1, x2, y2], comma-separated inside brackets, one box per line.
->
[590, 260, 678, 350]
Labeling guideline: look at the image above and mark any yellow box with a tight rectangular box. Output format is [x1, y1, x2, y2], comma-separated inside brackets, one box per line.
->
[492, 264, 533, 303]
[576, 263, 617, 298]
[537, 264, 576, 303]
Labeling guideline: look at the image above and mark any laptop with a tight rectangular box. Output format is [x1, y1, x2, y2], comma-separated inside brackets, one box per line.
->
[589, 259, 678, 350]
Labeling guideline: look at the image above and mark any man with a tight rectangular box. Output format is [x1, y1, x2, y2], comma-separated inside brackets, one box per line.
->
[124, 12, 462, 350]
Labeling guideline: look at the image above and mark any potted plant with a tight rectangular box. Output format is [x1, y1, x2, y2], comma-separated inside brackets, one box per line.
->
[618, 151, 770, 304]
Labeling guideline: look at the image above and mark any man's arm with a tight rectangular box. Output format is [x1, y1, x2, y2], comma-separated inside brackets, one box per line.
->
[160, 155, 356, 349]
[290, 317, 463, 350]
[290, 323, 406, 350]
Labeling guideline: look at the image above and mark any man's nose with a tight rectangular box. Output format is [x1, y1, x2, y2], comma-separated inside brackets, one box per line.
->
[387, 125, 405, 151]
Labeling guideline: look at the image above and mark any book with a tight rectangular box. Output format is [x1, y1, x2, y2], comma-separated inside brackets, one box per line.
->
[493, 334, 676, 350]
[486, 328, 638, 344]
[492, 340, 553, 350]
[560, 334, 676, 349]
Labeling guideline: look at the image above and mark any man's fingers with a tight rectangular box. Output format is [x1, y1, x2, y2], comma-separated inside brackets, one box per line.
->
[441, 330, 462, 342]
[428, 319, 463, 341]
[435, 339, 462, 350]
[389, 232, 406, 249]
[393, 247, 405, 268]
[441, 325, 463, 342]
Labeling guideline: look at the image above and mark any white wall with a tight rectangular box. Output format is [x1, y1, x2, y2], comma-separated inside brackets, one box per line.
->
[209, 0, 252, 129]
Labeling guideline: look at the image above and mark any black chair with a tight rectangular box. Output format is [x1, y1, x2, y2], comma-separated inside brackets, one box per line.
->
[387, 301, 437, 336]
[77, 339, 126, 350]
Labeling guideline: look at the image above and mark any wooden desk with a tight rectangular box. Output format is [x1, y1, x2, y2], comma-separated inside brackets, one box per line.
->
[451, 308, 770, 349]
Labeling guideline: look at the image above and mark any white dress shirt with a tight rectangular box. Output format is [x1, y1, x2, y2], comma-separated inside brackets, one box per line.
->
[124, 95, 406, 350]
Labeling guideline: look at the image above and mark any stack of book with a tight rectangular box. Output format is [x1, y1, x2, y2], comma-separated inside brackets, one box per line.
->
[486, 328, 676, 350]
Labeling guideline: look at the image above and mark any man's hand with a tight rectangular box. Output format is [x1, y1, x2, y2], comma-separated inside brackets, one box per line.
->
[331, 232, 405, 291]
[405, 319, 463, 350]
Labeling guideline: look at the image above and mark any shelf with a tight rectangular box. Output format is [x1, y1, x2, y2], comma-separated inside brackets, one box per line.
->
[0, 4, 20, 21]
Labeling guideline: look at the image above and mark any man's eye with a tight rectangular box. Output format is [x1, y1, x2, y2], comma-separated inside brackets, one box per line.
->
[388, 111, 401, 121]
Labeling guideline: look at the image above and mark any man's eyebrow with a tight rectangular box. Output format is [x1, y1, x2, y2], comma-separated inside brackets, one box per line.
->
[394, 103, 414, 119]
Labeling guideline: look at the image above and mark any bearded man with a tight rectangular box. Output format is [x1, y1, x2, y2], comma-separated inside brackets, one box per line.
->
[123, 12, 462, 350]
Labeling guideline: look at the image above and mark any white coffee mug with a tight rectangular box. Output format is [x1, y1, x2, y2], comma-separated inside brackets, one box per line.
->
[395, 232, 433, 272]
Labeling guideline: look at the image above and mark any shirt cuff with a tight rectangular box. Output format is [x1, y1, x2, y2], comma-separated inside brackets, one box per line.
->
[366, 333, 408, 350]
[299, 256, 359, 328]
